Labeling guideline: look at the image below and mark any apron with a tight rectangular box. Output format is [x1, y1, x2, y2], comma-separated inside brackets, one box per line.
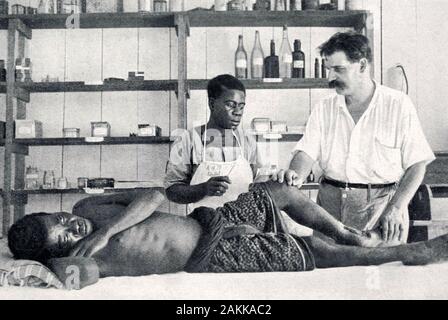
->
[188, 129, 254, 213]
[317, 181, 409, 243]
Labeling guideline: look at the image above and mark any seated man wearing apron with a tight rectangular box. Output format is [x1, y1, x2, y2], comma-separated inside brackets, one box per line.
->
[165, 74, 263, 212]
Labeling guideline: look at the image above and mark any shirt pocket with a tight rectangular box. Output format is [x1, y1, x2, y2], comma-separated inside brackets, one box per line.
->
[373, 138, 403, 179]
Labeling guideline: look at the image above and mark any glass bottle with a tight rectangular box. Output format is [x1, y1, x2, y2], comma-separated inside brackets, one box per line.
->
[37, 0, 46, 14]
[314, 58, 320, 78]
[292, 39, 305, 78]
[251, 31, 265, 79]
[264, 40, 279, 78]
[275, 0, 286, 10]
[321, 58, 327, 78]
[235, 35, 248, 79]
[279, 26, 292, 79]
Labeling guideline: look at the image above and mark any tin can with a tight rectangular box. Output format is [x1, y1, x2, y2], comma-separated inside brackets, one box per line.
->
[138, 0, 151, 12]
[345, 0, 363, 10]
[57, 177, 68, 189]
[0, 1, 8, 15]
[153, 0, 166, 12]
[12, 4, 26, 14]
[78, 177, 88, 189]
[91, 122, 111, 137]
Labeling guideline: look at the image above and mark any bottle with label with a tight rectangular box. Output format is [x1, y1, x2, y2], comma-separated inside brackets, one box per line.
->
[279, 26, 293, 79]
[321, 58, 327, 78]
[264, 40, 279, 78]
[251, 31, 265, 79]
[290, 0, 302, 10]
[292, 39, 305, 78]
[314, 58, 320, 78]
[275, 0, 286, 10]
[43, 170, 55, 190]
[235, 35, 248, 79]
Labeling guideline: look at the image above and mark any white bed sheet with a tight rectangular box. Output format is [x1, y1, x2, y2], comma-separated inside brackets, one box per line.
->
[1, 262, 448, 300]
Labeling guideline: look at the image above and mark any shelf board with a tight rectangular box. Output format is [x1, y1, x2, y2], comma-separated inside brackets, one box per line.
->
[12, 187, 162, 196]
[14, 136, 173, 146]
[0, 13, 175, 30]
[187, 10, 368, 28]
[12, 183, 318, 195]
[189, 78, 329, 90]
[253, 133, 303, 142]
[16, 80, 177, 93]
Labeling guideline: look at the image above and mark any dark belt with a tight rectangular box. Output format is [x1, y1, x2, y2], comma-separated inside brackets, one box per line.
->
[322, 177, 396, 189]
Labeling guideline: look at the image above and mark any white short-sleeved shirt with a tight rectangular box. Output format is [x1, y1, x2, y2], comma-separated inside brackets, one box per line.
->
[294, 82, 435, 184]
[164, 126, 260, 189]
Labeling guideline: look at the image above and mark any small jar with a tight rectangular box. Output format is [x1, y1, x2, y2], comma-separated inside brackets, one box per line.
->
[138, 0, 151, 12]
[78, 177, 88, 189]
[302, 0, 318, 10]
[153, 0, 167, 12]
[57, 177, 68, 190]
[345, 0, 363, 10]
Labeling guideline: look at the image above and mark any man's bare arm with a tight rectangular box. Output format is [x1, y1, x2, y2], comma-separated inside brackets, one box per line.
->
[70, 188, 166, 257]
[289, 151, 315, 183]
[380, 161, 427, 242]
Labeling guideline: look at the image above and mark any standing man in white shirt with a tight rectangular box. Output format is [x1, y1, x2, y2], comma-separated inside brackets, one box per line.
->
[275, 32, 435, 244]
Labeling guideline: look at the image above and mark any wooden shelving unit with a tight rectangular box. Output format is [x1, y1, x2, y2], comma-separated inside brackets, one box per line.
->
[0, 10, 373, 237]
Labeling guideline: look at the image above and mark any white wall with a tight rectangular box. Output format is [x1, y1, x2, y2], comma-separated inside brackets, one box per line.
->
[382, 0, 448, 152]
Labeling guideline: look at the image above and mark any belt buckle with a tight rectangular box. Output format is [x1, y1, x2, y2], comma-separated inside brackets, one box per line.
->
[342, 182, 349, 199]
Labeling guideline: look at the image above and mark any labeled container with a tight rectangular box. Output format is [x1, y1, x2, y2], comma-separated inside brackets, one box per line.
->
[43, 171, 55, 190]
[15, 120, 43, 139]
[251, 118, 271, 133]
[138, 0, 152, 12]
[78, 177, 89, 189]
[0, 60, 6, 82]
[153, 0, 167, 12]
[290, 0, 302, 10]
[57, 177, 68, 190]
[63, 128, 81, 138]
[25, 167, 40, 190]
[138, 124, 161, 137]
[345, 0, 363, 10]
[12, 4, 26, 14]
[227, 0, 245, 11]
[271, 121, 287, 133]
[0, 1, 8, 15]
[302, 0, 318, 10]
[91, 122, 111, 137]
[87, 0, 123, 13]
[214, 0, 227, 11]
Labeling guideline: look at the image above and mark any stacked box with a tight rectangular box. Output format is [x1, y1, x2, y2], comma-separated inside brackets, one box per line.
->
[86, 0, 123, 13]
[15, 120, 43, 139]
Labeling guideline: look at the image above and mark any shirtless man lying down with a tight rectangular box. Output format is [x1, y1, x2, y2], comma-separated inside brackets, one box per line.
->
[7, 182, 448, 288]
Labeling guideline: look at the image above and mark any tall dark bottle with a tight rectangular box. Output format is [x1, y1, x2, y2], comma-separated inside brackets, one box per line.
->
[235, 35, 248, 79]
[292, 39, 305, 78]
[264, 40, 279, 78]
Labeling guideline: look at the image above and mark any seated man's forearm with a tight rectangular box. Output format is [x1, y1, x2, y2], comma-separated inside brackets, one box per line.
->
[289, 151, 315, 183]
[166, 184, 206, 204]
[390, 161, 426, 209]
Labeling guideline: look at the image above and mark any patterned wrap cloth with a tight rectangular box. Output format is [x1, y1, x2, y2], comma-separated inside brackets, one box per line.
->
[185, 183, 316, 273]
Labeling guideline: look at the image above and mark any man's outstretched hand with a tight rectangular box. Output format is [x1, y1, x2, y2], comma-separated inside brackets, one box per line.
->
[379, 203, 405, 243]
[271, 169, 303, 187]
[70, 229, 110, 258]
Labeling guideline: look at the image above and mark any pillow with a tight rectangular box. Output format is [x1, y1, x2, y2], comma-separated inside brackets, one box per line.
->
[0, 238, 64, 289]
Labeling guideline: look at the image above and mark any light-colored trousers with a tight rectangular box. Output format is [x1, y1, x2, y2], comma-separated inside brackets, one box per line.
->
[316, 181, 409, 243]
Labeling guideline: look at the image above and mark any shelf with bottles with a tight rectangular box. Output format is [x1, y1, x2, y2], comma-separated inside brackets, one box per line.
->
[188, 78, 328, 90]
[187, 9, 368, 29]
[14, 80, 178, 93]
[12, 186, 163, 196]
[0, 12, 176, 30]
[11, 136, 173, 147]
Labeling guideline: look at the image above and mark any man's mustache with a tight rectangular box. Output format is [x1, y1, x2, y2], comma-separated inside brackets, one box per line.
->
[329, 80, 345, 89]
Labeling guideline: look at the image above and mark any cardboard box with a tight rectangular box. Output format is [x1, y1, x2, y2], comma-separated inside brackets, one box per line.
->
[86, 0, 123, 13]
[15, 120, 43, 139]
